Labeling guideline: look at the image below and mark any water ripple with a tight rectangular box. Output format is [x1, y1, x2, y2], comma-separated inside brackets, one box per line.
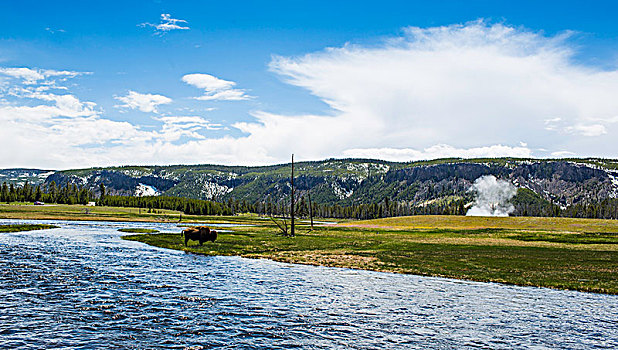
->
[1, 218, 617, 349]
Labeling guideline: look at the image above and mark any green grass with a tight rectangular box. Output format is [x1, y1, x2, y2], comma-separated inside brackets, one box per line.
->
[344, 215, 618, 233]
[0, 202, 225, 223]
[0, 224, 58, 233]
[118, 228, 159, 233]
[508, 231, 618, 244]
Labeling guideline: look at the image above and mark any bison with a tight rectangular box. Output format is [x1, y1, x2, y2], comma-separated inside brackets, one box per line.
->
[181, 226, 217, 246]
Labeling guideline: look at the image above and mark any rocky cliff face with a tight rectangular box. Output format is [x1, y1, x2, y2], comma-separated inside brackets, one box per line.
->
[38, 158, 618, 209]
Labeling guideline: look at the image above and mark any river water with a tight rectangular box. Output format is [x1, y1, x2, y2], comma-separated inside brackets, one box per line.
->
[1, 219, 617, 349]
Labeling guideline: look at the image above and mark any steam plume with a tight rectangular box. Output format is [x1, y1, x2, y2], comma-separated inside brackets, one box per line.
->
[466, 175, 517, 217]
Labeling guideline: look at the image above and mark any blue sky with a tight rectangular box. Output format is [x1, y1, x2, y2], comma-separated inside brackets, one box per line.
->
[1, 1, 617, 169]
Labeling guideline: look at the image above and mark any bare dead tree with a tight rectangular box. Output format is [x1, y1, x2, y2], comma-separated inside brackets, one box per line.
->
[270, 213, 289, 235]
[268, 154, 297, 237]
[308, 192, 314, 231]
[290, 154, 295, 237]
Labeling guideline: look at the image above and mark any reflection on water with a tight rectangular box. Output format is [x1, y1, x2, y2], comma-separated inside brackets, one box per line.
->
[1, 219, 617, 349]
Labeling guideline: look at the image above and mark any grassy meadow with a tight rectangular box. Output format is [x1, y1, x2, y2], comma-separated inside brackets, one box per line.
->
[0, 202, 259, 224]
[2, 202, 617, 294]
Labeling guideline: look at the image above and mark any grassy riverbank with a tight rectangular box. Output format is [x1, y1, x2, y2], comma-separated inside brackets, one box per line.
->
[124, 215, 618, 294]
[0, 224, 58, 233]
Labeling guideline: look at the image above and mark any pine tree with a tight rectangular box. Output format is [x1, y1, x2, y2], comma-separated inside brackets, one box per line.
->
[99, 183, 106, 205]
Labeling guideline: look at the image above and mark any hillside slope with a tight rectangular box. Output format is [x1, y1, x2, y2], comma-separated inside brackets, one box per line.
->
[35, 158, 618, 213]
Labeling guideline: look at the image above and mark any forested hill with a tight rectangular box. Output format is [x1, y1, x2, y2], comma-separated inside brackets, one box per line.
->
[4, 157, 611, 217]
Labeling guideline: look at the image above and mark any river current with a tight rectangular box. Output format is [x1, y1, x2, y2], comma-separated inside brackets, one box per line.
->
[1, 219, 617, 349]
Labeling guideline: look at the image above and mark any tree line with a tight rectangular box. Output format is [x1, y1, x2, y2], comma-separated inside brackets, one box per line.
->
[1, 181, 94, 204]
[3, 181, 617, 220]
[1, 182, 231, 216]
[224, 194, 618, 220]
[224, 196, 467, 219]
[100, 194, 232, 216]
[97, 184, 232, 216]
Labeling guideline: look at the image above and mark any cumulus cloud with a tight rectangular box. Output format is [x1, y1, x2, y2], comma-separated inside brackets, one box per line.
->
[259, 21, 618, 160]
[342, 144, 532, 162]
[0, 70, 234, 168]
[156, 116, 223, 141]
[565, 124, 607, 137]
[0, 88, 147, 168]
[140, 14, 189, 34]
[114, 91, 172, 113]
[182, 73, 252, 101]
[0, 67, 85, 85]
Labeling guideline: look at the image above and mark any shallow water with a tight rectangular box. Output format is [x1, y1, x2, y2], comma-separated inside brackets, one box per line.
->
[1, 219, 617, 349]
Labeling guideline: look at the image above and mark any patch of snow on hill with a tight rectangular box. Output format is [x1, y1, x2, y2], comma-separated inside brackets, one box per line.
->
[201, 182, 232, 200]
[135, 183, 161, 197]
[122, 169, 152, 177]
[332, 182, 353, 199]
[38, 171, 55, 179]
[608, 173, 618, 199]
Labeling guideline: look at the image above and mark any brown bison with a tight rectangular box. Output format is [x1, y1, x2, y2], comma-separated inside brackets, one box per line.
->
[181, 226, 217, 246]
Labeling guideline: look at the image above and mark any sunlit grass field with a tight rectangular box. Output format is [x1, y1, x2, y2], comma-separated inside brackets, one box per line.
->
[341, 215, 618, 233]
[0, 202, 261, 224]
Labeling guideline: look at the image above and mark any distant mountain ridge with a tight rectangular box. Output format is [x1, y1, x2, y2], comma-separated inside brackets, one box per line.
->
[3, 158, 617, 213]
[0, 169, 55, 187]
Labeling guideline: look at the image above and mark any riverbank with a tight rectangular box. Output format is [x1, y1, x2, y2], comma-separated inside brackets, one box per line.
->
[124, 215, 618, 294]
[0, 223, 58, 232]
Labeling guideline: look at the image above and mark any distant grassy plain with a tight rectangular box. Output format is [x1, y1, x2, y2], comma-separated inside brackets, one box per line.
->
[2, 203, 617, 294]
[0, 202, 257, 224]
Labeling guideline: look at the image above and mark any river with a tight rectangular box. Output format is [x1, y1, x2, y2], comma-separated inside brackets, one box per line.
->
[1, 219, 617, 349]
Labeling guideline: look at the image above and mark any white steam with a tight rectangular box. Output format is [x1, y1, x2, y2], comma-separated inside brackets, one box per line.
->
[466, 175, 517, 217]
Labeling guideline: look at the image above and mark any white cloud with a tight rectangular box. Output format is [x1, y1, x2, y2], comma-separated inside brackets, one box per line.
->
[0, 72, 234, 168]
[0, 88, 149, 168]
[342, 144, 532, 162]
[551, 151, 576, 157]
[45, 27, 66, 34]
[182, 73, 252, 101]
[0, 67, 45, 83]
[251, 21, 618, 161]
[140, 14, 189, 34]
[195, 89, 249, 101]
[156, 116, 223, 141]
[0, 67, 88, 85]
[182, 74, 234, 91]
[114, 91, 172, 113]
[565, 124, 607, 137]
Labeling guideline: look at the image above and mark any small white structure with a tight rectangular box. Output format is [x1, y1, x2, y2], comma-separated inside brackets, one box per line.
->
[86, 202, 96, 207]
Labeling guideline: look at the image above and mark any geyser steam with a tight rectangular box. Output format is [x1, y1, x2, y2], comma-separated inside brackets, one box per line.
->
[466, 175, 517, 217]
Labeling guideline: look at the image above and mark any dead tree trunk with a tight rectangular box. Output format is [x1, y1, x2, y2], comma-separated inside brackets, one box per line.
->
[290, 154, 295, 237]
[308, 193, 314, 230]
